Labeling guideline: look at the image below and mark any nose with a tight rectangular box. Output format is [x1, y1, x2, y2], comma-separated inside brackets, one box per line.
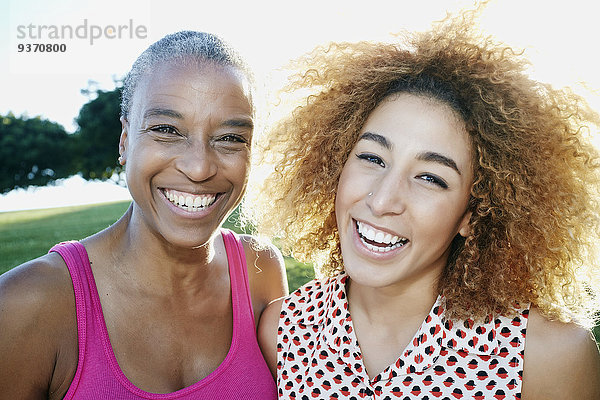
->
[366, 176, 406, 216]
[175, 140, 218, 182]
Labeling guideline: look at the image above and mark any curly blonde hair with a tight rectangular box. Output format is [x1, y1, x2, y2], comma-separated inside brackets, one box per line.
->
[243, 11, 600, 324]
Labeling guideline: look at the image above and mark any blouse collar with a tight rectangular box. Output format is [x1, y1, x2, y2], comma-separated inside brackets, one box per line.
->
[318, 272, 502, 381]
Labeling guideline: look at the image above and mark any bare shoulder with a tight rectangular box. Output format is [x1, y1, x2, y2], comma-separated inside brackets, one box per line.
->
[0, 253, 78, 398]
[240, 234, 288, 310]
[522, 307, 600, 400]
[257, 297, 285, 377]
[0, 252, 73, 322]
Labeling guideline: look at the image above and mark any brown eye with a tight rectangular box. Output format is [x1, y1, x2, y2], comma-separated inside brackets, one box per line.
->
[151, 125, 178, 135]
[219, 134, 248, 144]
[417, 174, 448, 189]
[356, 153, 385, 167]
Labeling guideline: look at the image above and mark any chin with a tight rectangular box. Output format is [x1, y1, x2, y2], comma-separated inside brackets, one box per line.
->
[161, 227, 219, 250]
[344, 266, 394, 288]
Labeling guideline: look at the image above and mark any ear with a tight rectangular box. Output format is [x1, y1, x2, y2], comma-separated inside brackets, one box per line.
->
[118, 116, 129, 165]
[458, 210, 472, 238]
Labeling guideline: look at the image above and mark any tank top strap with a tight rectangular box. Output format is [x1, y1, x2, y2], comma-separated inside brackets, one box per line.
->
[220, 229, 256, 330]
[49, 241, 94, 398]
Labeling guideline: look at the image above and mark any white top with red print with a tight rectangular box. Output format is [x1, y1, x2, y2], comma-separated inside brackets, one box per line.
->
[276, 272, 528, 400]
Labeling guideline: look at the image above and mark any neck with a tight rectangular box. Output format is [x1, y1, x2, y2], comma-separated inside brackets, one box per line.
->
[346, 273, 440, 327]
[95, 204, 224, 296]
[345, 270, 442, 379]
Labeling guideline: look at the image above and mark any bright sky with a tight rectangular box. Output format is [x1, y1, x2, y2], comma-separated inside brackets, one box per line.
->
[0, 0, 599, 211]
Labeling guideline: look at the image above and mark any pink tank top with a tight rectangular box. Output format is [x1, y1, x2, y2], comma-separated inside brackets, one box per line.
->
[50, 229, 276, 399]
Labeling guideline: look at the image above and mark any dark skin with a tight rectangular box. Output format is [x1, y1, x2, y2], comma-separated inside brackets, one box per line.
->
[0, 211, 285, 398]
[0, 61, 287, 399]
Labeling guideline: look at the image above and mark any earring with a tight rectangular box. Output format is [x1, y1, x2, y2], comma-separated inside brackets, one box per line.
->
[118, 156, 125, 165]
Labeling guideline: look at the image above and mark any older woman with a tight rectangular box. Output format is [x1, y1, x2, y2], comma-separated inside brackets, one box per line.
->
[252, 13, 600, 400]
[0, 31, 287, 399]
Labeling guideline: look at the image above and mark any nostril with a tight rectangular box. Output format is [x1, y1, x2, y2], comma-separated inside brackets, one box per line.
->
[176, 151, 218, 182]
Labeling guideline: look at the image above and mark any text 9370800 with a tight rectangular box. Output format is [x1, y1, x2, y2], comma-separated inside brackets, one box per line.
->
[17, 43, 67, 53]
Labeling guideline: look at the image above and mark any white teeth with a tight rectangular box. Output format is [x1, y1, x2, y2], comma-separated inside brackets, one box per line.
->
[164, 189, 217, 212]
[364, 226, 377, 241]
[364, 241, 392, 252]
[383, 233, 392, 244]
[356, 220, 407, 250]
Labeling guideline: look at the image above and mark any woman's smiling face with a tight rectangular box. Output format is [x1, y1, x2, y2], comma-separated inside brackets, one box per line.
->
[119, 61, 254, 249]
[335, 93, 473, 290]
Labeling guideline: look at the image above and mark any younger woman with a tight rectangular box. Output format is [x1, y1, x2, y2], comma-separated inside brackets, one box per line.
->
[253, 15, 600, 400]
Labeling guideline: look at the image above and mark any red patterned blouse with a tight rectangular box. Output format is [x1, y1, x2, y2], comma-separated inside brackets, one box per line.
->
[276, 273, 528, 400]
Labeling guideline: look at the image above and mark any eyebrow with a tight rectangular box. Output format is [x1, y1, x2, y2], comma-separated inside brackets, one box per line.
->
[222, 117, 254, 130]
[359, 132, 391, 150]
[358, 132, 461, 175]
[143, 107, 184, 120]
[416, 151, 462, 175]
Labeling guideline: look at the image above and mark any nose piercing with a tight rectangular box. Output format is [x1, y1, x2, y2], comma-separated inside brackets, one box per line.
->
[368, 192, 373, 196]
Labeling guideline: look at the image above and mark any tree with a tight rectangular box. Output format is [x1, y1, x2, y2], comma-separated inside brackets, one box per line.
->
[0, 83, 124, 193]
[71, 87, 123, 180]
[0, 113, 73, 193]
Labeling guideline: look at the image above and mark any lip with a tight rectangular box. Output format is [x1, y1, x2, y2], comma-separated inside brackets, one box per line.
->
[351, 218, 410, 261]
[159, 187, 224, 219]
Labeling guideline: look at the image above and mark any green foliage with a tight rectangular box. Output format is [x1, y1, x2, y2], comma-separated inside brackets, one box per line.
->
[0, 114, 73, 193]
[284, 257, 315, 292]
[72, 88, 123, 180]
[0, 84, 125, 193]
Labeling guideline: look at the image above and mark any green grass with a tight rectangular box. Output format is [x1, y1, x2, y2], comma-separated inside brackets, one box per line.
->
[0, 201, 131, 274]
[0, 201, 315, 290]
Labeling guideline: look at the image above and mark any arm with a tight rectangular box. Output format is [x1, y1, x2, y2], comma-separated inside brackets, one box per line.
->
[241, 234, 288, 325]
[258, 298, 284, 378]
[0, 254, 77, 400]
[522, 307, 600, 400]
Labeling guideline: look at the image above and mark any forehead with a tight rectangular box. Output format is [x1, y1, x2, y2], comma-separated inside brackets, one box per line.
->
[129, 60, 253, 119]
[362, 93, 472, 158]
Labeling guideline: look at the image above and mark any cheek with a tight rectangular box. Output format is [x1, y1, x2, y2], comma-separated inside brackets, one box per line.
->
[130, 136, 169, 159]
[334, 197, 345, 231]
[334, 169, 358, 230]
[229, 151, 251, 178]
[336, 162, 356, 199]
[334, 174, 349, 214]
[419, 201, 468, 240]
[219, 152, 251, 193]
